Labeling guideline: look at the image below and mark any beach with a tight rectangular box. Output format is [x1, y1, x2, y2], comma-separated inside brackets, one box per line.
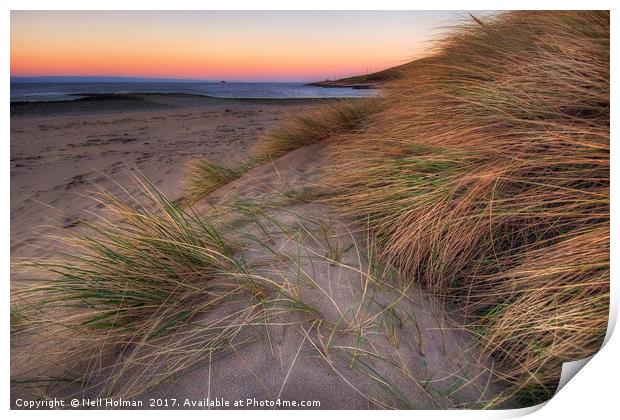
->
[10, 93, 320, 262]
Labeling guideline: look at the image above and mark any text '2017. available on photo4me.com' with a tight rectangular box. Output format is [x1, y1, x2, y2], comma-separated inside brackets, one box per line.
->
[9, 9, 610, 410]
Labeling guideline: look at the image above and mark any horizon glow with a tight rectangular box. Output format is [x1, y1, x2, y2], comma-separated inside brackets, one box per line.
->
[11, 11, 472, 82]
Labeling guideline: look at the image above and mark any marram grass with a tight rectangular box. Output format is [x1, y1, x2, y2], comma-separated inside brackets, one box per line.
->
[182, 98, 379, 202]
[13, 174, 245, 337]
[183, 158, 255, 203]
[320, 11, 609, 405]
[11, 173, 316, 398]
[251, 98, 379, 160]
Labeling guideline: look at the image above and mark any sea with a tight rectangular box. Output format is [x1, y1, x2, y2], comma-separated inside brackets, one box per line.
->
[10, 81, 375, 103]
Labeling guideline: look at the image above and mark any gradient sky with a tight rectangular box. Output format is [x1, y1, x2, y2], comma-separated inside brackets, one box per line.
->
[11, 11, 471, 82]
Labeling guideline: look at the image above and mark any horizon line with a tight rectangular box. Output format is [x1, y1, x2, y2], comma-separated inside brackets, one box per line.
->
[10, 75, 336, 83]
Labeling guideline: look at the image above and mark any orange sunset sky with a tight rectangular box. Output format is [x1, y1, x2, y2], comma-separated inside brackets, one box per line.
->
[11, 11, 470, 82]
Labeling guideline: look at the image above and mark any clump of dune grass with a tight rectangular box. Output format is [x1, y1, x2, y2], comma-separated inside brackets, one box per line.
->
[183, 158, 255, 202]
[13, 175, 244, 336]
[11, 173, 313, 398]
[183, 99, 378, 203]
[318, 11, 609, 406]
[251, 98, 379, 161]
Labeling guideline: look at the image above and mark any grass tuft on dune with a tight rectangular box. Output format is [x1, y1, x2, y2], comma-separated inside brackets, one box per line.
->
[182, 99, 378, 202]
[318, 11, 609, 405]
[251, 98, 379, 160]
[183, 158, 256, 203]
[11, 174, 311, 397]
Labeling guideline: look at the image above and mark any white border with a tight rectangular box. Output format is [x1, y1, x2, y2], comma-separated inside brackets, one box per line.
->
[3, 1, 618, 10]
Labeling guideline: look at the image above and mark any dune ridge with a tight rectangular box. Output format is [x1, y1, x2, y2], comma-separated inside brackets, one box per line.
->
[317, 11, 610, 404]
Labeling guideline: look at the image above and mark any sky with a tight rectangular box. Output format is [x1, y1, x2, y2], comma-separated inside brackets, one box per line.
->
[11, 11, 472, 82]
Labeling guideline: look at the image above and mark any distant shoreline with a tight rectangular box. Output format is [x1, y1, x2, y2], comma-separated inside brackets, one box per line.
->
[11, 81, 376, 106]
[11, 91, 355, 105]
[10, 92, 347, 118]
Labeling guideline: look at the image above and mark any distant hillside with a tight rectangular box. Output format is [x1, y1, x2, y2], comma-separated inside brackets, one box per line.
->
[307, 60, 425, 88]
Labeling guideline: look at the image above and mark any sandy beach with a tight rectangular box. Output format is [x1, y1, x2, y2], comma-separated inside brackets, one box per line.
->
[11, 94, 319, 262]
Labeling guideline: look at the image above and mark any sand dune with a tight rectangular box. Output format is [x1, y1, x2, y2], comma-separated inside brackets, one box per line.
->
[12, 141, 504, 409]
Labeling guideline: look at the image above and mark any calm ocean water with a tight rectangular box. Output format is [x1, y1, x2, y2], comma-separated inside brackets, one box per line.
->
[10, 82, 375, 103]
